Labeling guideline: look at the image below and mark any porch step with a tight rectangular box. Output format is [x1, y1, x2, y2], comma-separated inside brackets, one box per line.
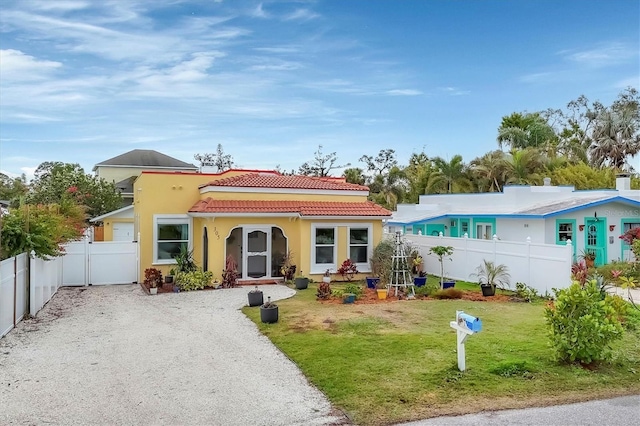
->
[237, 278, 285, 286]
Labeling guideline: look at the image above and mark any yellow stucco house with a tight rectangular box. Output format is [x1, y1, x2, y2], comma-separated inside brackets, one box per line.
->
[133, 169, 391, 283]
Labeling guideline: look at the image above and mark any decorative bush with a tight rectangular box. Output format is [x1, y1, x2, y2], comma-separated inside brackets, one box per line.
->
[222, 255, 238, 288]
[337, 259, 359, 281]
[176, 269, 214, 291]
[431, 288, 463, 299]
[144, 268, 163, 288]
[544, 280, 624, 364]
[571, 261, 589, 285]
[316, 282, 332, 300]
[343, 282, 363, 299]
[414, 281, 439, 297]
[175, 246, 197, 273]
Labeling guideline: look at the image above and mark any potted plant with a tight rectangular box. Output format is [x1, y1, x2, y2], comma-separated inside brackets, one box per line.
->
[165, 268, 175, 285]
[322, 269, 332, 284]
[247, 286, 264, 307]
[413, 270, 427, 287]
[376, 280, 388, 300]
[294, 271, 309, 290]
[144, 268, 163, 295]
[411, 251, 424, 275]
[428, 245, 454, 289]
[470, 259, 511, 297]
[260, 297, 279, 323]
[579, 249, 596, 268]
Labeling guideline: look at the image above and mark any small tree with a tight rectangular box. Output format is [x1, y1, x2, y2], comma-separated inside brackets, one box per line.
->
[428, 246, 454, 289]
[194, 144, 235, 172]
[337, 259, 359, 282]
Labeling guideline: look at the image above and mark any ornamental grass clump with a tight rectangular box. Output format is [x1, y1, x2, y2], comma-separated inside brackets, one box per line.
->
[544, 280, 624, 365]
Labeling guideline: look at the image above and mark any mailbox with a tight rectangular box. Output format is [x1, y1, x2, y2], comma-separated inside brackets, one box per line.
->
[458, 312, 482, 333]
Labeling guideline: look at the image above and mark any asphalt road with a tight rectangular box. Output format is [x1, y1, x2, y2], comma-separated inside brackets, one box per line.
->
[399, 394, 640, 426]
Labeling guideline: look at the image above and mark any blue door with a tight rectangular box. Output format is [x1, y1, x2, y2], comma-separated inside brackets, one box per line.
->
[584, 219, 606, 266]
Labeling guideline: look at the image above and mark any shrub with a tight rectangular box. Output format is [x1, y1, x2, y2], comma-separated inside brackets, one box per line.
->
[544, 280, 624, 364]
[431, 288, 463, 299]
[176, 269, 214, 291]
[343, 282, 363, 299]
[337, 259, 359, 281]
[571, 261, 588, 285]
[514, 282, 538, 302]
[175, 246, 197, 273]
[222, 254, 238, 288]
[316, 282, 332, 300]
[414, 281, 439, 297]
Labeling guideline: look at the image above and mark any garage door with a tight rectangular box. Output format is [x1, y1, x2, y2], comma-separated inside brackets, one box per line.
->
[113, 223, 135, 241]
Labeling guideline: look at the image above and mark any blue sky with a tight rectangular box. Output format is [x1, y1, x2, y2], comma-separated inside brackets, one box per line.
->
[1, 0, 638, 180]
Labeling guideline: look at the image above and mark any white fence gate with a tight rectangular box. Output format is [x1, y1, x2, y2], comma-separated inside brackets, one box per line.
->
[403, 234, 573, 296]
[62, 237, 139, 286]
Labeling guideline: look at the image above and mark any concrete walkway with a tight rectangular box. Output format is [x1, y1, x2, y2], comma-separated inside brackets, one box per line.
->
[0, 285, 348, 426]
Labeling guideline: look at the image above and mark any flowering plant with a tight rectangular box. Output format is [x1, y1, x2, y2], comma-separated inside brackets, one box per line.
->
[619, 228, 640, 245]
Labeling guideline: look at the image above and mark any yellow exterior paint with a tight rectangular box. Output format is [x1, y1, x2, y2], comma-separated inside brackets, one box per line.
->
[134, 171, 387, 282]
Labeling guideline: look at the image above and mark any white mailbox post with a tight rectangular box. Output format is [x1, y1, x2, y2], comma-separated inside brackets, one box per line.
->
[449, 310, 482, 371]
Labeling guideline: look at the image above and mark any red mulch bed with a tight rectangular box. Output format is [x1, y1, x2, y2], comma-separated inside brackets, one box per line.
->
[318, 288, 515, 305]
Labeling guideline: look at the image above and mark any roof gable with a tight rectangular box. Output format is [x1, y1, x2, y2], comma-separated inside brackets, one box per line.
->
[200, 173, 369, 191]
[94, 149, 197, 170]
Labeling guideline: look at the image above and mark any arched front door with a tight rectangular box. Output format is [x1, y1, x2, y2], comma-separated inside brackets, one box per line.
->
[243, 227, 270, 279]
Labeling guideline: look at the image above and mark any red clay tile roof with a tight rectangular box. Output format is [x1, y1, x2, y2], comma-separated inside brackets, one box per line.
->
[189, 199, 392, 217]
[199, 173, 369, 191]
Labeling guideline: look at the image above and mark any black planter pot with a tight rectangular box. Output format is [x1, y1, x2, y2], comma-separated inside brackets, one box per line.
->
[260, 305, 279, 323]
[295, 277, 309, 290]
[248, 291, 264, 307]
[481, 284, 496, 297]
[165, 275, 174, 284]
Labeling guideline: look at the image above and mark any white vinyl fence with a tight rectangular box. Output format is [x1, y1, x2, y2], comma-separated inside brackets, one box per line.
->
[403, 234, 573, 296]
[1, 253, 63, 338]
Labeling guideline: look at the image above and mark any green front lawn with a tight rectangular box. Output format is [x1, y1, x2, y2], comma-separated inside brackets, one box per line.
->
[243, 282, 640, 426]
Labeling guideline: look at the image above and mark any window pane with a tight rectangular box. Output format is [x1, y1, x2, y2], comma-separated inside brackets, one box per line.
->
[350, 228, 368, 244]
[248, 231, 267, 252]
[315, 228, 334, 244]
[157, 242, 187, 260]
[158, 224, 188, 240]
[316, 247, 334, 264]
[350, 246, 367, 263]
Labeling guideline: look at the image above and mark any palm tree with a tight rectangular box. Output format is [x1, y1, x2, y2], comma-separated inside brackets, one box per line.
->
[342, 167, 366, 185]
[589, 107, 640, 170]
[429, 155, 470, 193]
[503, 149, 545, 185]
[368, 166, 406, 210]
[497, 112, 557, 151]
[470, 150, 507, 192]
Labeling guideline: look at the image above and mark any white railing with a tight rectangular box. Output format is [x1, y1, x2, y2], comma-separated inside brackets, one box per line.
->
[402, 234, 573, 296]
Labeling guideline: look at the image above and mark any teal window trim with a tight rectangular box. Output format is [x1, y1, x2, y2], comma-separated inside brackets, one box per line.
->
[471, 217, 496, 239]
[555, 219, 576, 261]
[620, 217, 640, 261]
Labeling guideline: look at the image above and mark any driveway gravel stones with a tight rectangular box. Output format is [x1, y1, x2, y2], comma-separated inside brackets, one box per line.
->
[0, 285, 349, 426]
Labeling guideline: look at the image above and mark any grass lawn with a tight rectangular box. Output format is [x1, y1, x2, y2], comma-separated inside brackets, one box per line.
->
[243, 280, 640, 426]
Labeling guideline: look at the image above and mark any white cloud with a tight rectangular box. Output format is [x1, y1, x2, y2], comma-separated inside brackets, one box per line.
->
[250, 3, 269, 19]
[438, 87, 470, 96]
[614, 76, 640, 89]
[0, 49, 62, 81]
[283, 9, 320, 21]
[386, 89, 422, 96]
[562, 42, 637, 67]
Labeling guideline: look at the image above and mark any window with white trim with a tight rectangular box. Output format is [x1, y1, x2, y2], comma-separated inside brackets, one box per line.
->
[349, 226, 371, 269]
[312, 226, 337, 272]
[154, 216, 191, 264]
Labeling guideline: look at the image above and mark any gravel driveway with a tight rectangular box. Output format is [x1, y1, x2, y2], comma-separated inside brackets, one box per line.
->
[0, 285, 348, 425]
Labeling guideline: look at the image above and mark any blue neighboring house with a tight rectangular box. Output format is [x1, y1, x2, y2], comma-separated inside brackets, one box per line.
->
[388, 175, 640, 266]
